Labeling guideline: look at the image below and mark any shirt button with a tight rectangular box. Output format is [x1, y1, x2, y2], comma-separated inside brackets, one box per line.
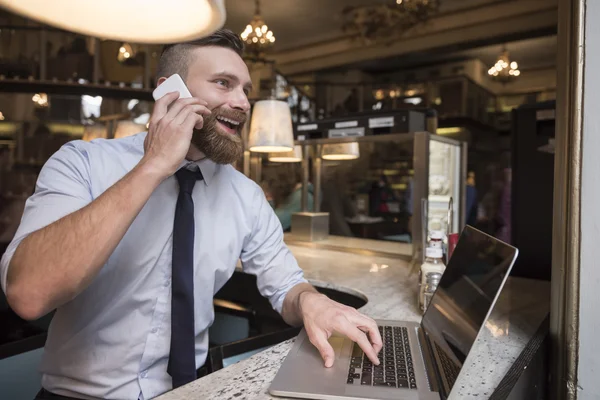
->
[164, 279, 170, 287]
[151, 327, 158, 334]
[141, 371, 148, 378]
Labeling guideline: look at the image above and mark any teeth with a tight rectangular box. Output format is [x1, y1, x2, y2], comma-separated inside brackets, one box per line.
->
[217, 116, 240, 126]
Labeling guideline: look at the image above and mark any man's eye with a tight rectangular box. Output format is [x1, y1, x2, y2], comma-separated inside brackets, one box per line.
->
[216, 79, 228, 87]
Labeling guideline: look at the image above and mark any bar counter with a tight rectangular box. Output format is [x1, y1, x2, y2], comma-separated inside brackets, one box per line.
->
[156, 243, 550, 400]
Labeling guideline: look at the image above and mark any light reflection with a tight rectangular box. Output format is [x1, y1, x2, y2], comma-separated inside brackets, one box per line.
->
[485, 320, 509, 338]
[369, 263, 390, 272]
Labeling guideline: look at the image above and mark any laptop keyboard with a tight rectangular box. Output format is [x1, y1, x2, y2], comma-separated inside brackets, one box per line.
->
[346, 326, 417, 389]
[434, 342, 460, 388]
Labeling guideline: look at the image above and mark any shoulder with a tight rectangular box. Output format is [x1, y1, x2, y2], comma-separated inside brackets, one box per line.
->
[71, 131, 145, 159]
[42, 132, 146, 196]
[51, 131, 145, 164]
[217, 164, 263, 198]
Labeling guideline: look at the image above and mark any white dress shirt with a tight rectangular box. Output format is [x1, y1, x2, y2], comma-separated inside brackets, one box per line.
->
[0, 131, 307, 400]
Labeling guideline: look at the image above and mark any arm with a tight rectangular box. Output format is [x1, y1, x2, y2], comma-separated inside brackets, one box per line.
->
[240, 188, 382, 368]
[281, 282, 382, 368]
[6, 160, 163, 320]
[3, 92, 210, 320]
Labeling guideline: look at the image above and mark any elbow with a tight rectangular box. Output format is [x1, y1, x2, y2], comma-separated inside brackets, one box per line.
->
[6, 284, 48, 321]
[5, 266, 50, 321]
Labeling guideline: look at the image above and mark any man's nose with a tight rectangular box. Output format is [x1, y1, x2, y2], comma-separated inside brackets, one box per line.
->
[230, 90, 250, 113]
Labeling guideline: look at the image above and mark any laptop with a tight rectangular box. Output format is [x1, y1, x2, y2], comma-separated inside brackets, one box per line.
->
[269, 225, 518, 400]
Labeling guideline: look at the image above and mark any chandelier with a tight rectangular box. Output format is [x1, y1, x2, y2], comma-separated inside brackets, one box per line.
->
[342, 0, 440, 43]
[488, 49, 520, 83]
[240, 0, 275, 57]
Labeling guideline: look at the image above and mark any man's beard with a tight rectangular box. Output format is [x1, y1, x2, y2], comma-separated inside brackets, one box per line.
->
[191, 107, 246, 165]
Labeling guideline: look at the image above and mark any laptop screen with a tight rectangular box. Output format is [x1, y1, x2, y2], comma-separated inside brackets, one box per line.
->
[420, 225, 518, 392]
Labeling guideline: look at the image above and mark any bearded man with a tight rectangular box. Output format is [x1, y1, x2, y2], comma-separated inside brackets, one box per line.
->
[1, 29, 382, 400]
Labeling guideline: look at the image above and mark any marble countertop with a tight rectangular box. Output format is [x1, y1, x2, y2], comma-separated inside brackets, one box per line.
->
[155, 244, 550, 400]
[283, 233, 414, 259]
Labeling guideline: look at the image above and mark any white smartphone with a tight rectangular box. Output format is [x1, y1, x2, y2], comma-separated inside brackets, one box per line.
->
[152, 73, 192, 101]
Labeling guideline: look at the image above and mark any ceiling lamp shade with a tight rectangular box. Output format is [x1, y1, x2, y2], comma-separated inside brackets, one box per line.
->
[268, 145, 303, 162]
[0, 0, 226, 44]
[322, 143, 360, 160]
[248, 100, 294, 153]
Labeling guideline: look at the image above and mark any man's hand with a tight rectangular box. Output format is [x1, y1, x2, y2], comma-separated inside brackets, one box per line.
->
[299, 291, 383, 368]
[141, 92, 211, 178]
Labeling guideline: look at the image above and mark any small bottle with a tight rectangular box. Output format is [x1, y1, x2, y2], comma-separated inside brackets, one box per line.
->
[418, 247, 445, 313]
[428, 230, 445, 250]
[423, 272, 442, 312]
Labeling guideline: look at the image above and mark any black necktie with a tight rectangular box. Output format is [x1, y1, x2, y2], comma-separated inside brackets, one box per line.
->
[167, 167, 203, 388]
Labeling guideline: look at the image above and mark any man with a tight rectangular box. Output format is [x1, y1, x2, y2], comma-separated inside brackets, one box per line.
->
[0, 29, 382, 400]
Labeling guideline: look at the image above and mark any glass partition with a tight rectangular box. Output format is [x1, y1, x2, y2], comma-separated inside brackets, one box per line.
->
[261, 136, 416, 240]
[269, 132, 467, 259]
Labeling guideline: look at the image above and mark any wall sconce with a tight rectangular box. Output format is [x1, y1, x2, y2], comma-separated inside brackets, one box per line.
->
[268, 145, 303, 162]
[118, 43, 136, 63]
[0, 0, 226, 44]
[322, 142, 360, 160]
[247, 99, 294, 153]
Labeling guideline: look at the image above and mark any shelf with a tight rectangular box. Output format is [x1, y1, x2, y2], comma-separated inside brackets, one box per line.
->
[0, 79, 154, 100]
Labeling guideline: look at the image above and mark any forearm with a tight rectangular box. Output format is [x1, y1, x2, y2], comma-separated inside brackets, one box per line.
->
[6, 160, 163, 320]
[281, 282, 321, 327]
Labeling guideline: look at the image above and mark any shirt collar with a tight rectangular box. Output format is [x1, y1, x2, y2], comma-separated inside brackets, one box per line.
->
[178, 157, 217, 186]
[136, 132, 217, 186]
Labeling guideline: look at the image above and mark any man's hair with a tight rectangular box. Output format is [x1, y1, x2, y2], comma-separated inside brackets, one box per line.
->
[156, 29, 244, 81]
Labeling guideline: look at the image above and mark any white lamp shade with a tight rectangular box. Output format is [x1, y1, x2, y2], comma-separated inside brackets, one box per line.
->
[322, 142, 360, 160]
[248, 100, 294, 153]
[0, 0, 226, 44]
[114, 121, 145, 139]
[268, 145, 303, 162]
[82, 124, 107, 141]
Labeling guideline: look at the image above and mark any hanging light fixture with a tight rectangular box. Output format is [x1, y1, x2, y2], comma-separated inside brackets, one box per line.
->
[248, 100, 294, 153]
[240, 0, 275, 57]
[268, 145, 303, 162]
[488, 48, 520, 83]
[0, 0, 226, 44]
[342, 0, 440, 43]
[322, 143, 360, 161]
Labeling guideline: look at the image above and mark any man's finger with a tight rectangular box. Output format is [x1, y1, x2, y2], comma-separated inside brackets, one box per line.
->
[308, 329, 335, 368]
[150, 91, 180, 126]
[164, 97, 206, 123]
[348, 312, 382, 353]
[173, 105, 211, 126]
[340, 321, 380, 366]
[182, 112, 203, 135]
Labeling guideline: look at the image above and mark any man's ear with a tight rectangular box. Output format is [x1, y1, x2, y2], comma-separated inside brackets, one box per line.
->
[156, 76, 167, 86]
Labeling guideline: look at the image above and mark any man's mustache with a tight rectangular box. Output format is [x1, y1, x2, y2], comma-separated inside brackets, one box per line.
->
[211, 108, 248, 126]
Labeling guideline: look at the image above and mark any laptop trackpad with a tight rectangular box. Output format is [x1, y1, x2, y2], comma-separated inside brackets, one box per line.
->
[297, 334, 345, 361]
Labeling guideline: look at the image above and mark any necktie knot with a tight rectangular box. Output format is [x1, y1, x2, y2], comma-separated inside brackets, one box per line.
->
[175, 167, 203, 194]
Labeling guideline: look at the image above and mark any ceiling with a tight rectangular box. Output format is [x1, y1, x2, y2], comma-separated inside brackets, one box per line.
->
[351, 35, 558, 74]
[222, 0, 503, 51]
